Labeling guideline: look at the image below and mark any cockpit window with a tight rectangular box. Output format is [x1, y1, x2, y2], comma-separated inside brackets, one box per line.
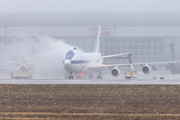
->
[65, 50, 75, 60]
[67, 50, 74, 55]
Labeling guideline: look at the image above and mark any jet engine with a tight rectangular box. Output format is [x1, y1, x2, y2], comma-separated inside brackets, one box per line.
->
[142, 65, 151, 74]
[111, 68, 120, 77]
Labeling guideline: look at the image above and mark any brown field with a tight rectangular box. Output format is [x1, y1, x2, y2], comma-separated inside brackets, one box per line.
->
[0, 84, 180, 119]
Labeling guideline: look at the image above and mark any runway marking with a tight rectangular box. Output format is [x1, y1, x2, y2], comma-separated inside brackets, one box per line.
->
[0, 112, 180, 117]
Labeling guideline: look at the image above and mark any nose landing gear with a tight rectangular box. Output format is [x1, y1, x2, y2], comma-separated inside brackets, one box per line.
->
[65, 72, 74, 79]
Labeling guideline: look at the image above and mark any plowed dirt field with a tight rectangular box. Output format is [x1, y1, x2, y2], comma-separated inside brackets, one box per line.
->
[0, 84, 180, 119]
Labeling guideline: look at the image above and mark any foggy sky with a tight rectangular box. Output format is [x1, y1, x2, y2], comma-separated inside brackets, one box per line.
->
[0, 0, 180, 13]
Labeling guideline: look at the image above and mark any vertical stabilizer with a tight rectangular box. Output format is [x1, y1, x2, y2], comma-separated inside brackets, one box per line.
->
[94, 25, 101, 53]
[169, 41, 175, 61]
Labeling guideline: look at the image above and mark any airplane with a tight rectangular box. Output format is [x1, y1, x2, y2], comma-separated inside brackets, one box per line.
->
[63, 25, 132, 79]
[63, 25, 175, 79]
[165, 41, 180, 74]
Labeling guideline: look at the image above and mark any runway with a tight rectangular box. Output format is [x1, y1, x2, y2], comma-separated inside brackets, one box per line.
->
[0, 72, 180, 84]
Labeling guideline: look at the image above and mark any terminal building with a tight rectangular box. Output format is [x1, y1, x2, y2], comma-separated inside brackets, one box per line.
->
[0, 13, 180, 72]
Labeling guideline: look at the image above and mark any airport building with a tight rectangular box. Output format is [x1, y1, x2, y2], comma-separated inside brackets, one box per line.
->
[0, 13, 180, 71]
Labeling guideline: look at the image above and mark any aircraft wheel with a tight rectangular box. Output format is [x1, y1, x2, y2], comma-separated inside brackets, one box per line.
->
[97, 76, 102, 79]
[69, 76, 74, 79]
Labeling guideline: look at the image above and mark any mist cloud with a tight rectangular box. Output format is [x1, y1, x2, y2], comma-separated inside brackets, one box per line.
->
[3, 35, 78, 78]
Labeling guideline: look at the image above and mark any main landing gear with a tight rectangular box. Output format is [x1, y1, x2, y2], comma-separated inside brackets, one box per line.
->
[96, 70, 103, 79]
[97, 75, 102, 79]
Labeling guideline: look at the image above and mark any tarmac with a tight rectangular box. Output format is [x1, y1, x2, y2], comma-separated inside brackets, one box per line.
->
[0, 72, 179, 84]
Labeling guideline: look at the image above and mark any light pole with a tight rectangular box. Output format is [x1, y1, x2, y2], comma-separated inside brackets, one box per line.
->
[5, 25, 7, 37]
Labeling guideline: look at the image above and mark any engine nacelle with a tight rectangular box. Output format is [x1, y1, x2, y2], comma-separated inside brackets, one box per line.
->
[142, 65, 151, 74]
[111, 68, 120, 77]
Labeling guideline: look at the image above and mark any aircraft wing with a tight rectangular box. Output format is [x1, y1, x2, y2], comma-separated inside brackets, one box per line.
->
[2, 61, 22, 64]
[101, 52, 131, 59]
[89, 61, 176, 69]
[130, 61, 175, 66]
[2, 61, 49, 66]
[88, 63, 130, 68]
[1, 61, 50, 70]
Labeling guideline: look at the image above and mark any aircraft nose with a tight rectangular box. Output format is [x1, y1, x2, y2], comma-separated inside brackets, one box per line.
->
[64, 59, 71, 64]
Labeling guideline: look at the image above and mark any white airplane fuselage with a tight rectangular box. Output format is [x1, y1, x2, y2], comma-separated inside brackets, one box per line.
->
[63, 50, 101, 73]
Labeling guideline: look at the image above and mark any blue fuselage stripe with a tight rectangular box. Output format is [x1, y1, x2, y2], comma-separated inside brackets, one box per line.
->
[71, 60, 90, 64]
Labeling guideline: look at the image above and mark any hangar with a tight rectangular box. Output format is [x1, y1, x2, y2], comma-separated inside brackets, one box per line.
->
[0, 13, 180, 71]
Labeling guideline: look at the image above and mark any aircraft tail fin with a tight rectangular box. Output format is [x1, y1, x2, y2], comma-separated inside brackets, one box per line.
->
[94, 25, 101, 53]
[169, 40, 175, 61]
